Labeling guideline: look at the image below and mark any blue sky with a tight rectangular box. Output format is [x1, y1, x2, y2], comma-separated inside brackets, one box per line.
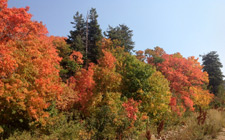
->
[8, 0, 225, 74]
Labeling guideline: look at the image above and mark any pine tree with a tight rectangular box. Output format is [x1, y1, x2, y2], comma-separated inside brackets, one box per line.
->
[67, 9, 102, 64]
[58, 12, 86, 81]
[104, 24, 134, 53]
[202, 51, 224, 95]
[67, 11, 86, 54]
[88, 8, 102, 63]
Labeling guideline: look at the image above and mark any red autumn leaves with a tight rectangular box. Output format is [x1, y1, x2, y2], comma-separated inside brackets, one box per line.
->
[0, 0, 213, 128]
[145, 48, 213, 114]
[0, 1, 62, 124]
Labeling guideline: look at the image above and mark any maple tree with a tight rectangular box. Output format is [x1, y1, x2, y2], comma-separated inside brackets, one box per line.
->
[117, 54, 155, 99]
[190, 86, 213, 109]
[0, 1, 218, 139]
[0, 2, 63, 135]
[114, 49, 172, 122]
[0, 0, 7, 12]
[141, 71, 172, 121]
[145, 46, 165, 65]
[68, 63, 95, 112]
[147, 47, 213, 113]
[135, 50, 146, 62]
[82, 40, 147, 139]
[94, 49, 121, 93]
[64, 40, 121, 113]
[122, 98, 140, 121]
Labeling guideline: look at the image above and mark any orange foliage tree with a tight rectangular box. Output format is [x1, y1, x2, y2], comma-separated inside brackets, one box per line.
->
[135, 50, 146, 62]
[122, 98, 140, 121]
[94, 49, 121, 93]
[68, 63, 95, 112]
[147, 48, 213, 114]
[65, 39, 121, 113]
[0, 1, 62, 131]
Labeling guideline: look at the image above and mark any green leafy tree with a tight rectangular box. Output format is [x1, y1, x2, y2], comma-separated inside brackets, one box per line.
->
[115, 52, 171, 122]
[202, 51, 224, 95]
[84, 45, 145, 139]
[117, 54, 155, 99]
[104, 24, 134, 53]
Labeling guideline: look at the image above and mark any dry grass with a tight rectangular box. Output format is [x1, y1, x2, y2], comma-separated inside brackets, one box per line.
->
[164, 109, 225, 140]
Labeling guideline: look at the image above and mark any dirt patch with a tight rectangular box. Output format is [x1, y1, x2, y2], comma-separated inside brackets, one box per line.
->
[213, 128, 225, 140]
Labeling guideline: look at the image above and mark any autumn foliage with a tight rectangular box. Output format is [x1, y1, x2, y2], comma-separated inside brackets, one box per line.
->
[146, 47, 213, 114]
[68, 63, 95, 111]
[0, 1, 216, 139]
[122, 98, 140, 120]
[0, 1, 62, 130]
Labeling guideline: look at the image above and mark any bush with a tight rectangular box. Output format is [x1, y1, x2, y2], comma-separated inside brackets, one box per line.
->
[6, 113, 90, 140]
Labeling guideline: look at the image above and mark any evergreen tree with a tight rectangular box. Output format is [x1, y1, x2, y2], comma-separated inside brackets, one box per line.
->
[202, 51, 224, 95]
[58, 12, 86, 81]
[67, 9, 102, 64]
[104, 24, 134, 53]
[88, 8, 103, 63]
[67, 12, 85, 54]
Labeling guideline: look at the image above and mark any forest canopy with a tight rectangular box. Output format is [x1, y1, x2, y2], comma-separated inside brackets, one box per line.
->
[0, 1, 223, 139]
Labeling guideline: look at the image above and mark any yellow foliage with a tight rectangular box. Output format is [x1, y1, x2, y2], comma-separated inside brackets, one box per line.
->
[190, 86, 213, 108]
[141, 71, 172, 121]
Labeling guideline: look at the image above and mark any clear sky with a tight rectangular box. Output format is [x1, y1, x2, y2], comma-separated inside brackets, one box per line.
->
[8, 0, 225, 75]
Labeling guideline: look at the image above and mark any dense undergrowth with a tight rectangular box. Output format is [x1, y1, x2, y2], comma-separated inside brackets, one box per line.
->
[4, 109, 225, 140]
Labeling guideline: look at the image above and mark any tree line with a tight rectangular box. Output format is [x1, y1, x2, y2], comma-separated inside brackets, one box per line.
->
[0, 1, 224, 139]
